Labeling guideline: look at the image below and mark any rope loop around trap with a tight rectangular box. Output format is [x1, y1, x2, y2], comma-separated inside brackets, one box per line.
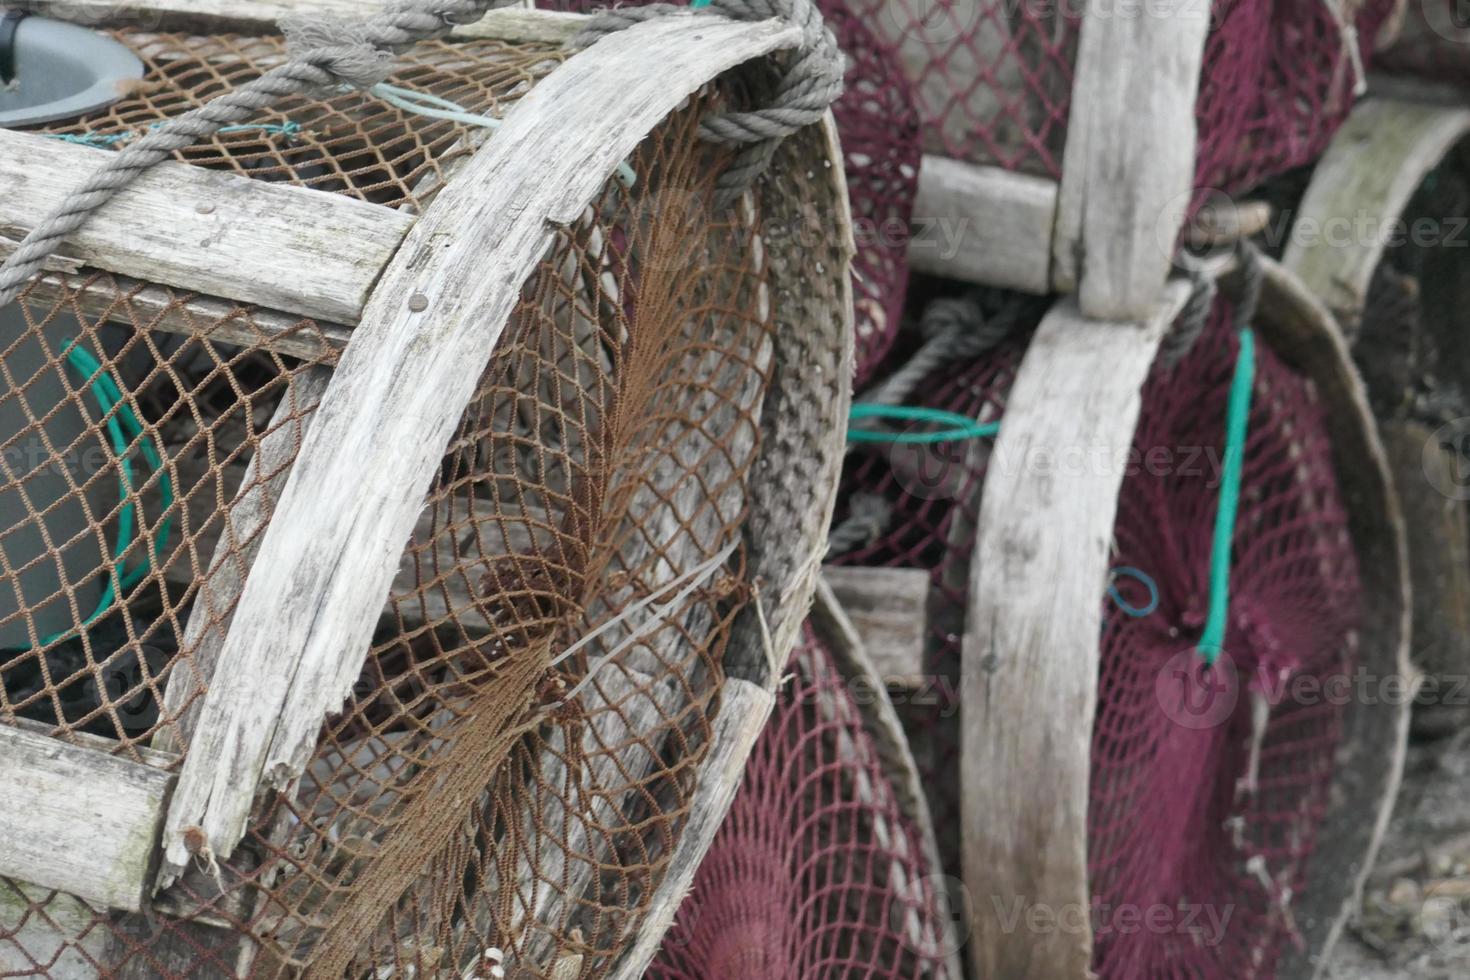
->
[572, 0, 845, 206]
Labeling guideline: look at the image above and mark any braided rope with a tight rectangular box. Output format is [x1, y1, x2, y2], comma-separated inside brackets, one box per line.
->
[860, 293, 1022, 408]
[824, 491, 891, 559]
[0, 0, 512, 309]
[573, 0, 844, 207]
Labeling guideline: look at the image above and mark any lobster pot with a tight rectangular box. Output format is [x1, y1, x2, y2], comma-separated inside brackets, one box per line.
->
[646, 583, 959, 978]
[833, 260, 1407, 979]
[836, 0, 1396, 319]
[1284, 96, 1470, 736]
[538, 0, 923, 386]
[0, 7, 851, 980]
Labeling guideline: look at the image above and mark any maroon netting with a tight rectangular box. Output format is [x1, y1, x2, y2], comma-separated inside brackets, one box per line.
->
[1192, 0, 1397, 201]
[538, 0, 921, 385]
[646, 620, 953, 979]
[828, 0, 1391, 207]
[1094, 302, 1359, 976]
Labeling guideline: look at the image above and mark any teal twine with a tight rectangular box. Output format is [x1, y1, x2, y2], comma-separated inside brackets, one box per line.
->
[1196, 327, 1256, 665]
[847, 403, 1000, 445]
[18, 342, 175, 649]
[46, 120, 300, 149]
[366, 82, 638, 188]
[1108, 566, 1159, 618]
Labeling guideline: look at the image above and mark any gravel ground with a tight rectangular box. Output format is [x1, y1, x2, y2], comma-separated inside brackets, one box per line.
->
[1324, 729, 1470, 978]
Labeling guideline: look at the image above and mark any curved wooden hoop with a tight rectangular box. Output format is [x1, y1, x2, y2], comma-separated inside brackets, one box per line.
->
[1284, 97, 1470, 329]
[960, 260, 1409, 980]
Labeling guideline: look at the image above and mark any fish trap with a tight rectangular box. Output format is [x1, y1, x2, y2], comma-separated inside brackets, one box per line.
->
[831, 258, 1407, 979]
[645, 581, 959, 979]
[0, 4, 852, 978]
[1284, 95, 1470, 737]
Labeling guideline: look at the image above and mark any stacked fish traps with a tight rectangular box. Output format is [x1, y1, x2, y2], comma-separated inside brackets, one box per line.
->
[1282, 97, 1470, 737]
[855, 0, 1399, 319]
[0, 3, 852, 977]
[834, 255, 1409, 978]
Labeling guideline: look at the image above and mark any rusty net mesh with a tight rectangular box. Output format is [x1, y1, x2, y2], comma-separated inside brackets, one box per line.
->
[0, 278, 335, 758]
[537, 0, 921, 386]
[39, 31, 566, 211]
[0, 23, 846, 980]
[646, 619, 954, 979]
[832, 288, 1358, 974]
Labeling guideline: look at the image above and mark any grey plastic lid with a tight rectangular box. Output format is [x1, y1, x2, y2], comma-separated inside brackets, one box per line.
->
[0, 15, 145, 128]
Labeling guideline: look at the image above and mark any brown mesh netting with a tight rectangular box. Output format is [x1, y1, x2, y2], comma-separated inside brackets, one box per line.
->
[1, 21, 850, 980]
[36, 31, 565, 212]
[0, 275, 333, 760]
[238, 98, 775, 979]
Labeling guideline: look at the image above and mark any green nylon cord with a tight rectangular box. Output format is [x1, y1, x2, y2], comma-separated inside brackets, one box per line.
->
[22, 342, 174, 648]
[847, 403, 1000, 445]
[1197, 327, 1256, 665]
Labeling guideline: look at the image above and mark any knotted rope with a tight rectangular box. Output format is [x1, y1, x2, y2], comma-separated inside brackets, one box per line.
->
[0, 0, 515, 309]
[572, 0, 844, 207]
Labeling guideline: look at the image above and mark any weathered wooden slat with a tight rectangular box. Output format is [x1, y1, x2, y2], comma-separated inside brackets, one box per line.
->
[0, 724, 174, 911]
[15, 268, 349, 363]
[155, 12, 806, 886]
[961, 282, 1191, 980]
[1283, 98, 1470, 331]
[1050, 5, 1209, 320]
[820, 565, 929, 687]
[0, 130, 413, 325]
[909, 156, 1056, 295]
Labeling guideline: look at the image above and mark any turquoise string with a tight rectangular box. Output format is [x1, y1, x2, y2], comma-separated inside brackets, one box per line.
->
[1196, 327, 1255, 665]
[846, 403, 1000, 445]
[18, 342, 174, 649]
[1108, 566, 1159, 618]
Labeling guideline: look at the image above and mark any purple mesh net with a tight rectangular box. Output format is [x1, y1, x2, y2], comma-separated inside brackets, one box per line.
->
[834, 292, 1360, 975]
[646, 620, 954, 979]
[1093, 300, 1360, 976]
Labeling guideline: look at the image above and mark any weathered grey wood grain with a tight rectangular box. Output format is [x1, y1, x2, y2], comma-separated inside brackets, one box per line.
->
[821, 565, 929, 687]
[1283, 98, 1470, 334]
[1050, 2, 1209, 320]
[155, 12, 805, 887]
[0, 725, 174, 911]
[909, 156, 1056, 295]
[961, 282, 1190, 980]
[153, 366, 331, 757]
[0, 131, 412, 326]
